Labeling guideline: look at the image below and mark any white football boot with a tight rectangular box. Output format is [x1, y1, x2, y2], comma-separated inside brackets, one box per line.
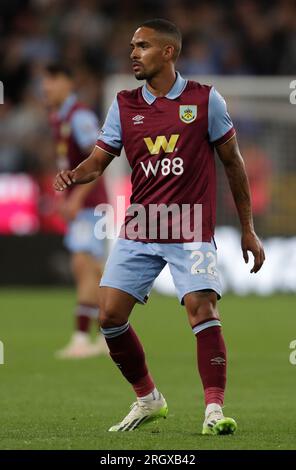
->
[202, 403, 237, 435]
[55, 332, 108, 359]
[109, 392, 168, 431]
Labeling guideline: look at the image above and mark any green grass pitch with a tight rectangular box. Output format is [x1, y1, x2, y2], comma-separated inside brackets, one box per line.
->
[0, 288, 295, 450]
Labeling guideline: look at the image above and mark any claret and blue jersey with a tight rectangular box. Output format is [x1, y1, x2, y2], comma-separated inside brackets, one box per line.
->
[50, 93, 108, 258]
[96, 72, 235, 243]
[50, 93, 108, 209]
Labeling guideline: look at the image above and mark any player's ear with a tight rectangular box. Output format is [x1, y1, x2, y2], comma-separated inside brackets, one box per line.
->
[163, 44, 175, 62]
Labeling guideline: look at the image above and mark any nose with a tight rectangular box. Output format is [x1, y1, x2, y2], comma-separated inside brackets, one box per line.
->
[130, 48, 138, 61]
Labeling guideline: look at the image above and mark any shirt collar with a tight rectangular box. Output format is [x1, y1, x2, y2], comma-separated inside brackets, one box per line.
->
[57, 94, 77, 119]
[141, 71, 187, 105]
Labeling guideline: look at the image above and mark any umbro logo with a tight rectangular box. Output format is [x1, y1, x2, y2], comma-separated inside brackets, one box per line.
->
[210, 356, 226, 365]
[132, 115, 144, 125]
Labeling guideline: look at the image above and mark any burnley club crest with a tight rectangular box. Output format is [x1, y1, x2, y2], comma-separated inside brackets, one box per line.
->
[179, 105, 197, 124]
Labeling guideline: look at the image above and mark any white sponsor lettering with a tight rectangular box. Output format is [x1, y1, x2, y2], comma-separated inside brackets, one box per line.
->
[140, 160, 160, 177]
[141, 157, 184, 177]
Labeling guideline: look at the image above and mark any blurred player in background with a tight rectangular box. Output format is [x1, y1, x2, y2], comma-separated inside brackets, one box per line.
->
[42, 64, 108, 359]
[54, 20, 265, 434]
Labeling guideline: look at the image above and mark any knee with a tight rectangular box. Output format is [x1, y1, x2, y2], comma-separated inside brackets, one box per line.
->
[98, 293, 128, 328]
[99, 308, 120, 328]
[184, 291, 219, 327]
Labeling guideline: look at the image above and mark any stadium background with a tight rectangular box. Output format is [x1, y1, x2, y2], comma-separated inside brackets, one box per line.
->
[0, 0, 295, 450]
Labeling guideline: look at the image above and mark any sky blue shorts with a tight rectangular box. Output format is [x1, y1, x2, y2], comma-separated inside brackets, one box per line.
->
[100, 238, 222, 305]
[64, 208, 105, 259]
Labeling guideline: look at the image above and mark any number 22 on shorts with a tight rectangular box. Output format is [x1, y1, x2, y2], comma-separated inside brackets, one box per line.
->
[190, 250, 218, 276]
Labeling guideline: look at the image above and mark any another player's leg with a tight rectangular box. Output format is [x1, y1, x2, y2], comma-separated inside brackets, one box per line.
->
[57, 208, 107, 359]
[99, 286, 168, 431]
[184, 291, 237, 435]
[56, 252, 107, 358]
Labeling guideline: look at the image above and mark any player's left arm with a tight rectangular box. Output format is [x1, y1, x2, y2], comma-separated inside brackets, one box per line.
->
[216, 135, 265, 273]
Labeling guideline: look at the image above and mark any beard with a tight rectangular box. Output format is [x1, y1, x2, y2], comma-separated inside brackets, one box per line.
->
[134, 65, 158, 81]
[134, 69, 149, 80]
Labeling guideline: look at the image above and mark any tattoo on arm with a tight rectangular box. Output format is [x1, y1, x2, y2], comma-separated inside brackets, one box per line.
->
[217, 137, 254, 231]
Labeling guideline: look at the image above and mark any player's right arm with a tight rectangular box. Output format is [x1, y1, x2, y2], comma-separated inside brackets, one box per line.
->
[54, 146, 114, 191]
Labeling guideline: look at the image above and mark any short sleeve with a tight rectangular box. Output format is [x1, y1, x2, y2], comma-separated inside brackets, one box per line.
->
[208, 87, 235, 146]
[71, 109, 99, 150]
[96, 97, 123, 157]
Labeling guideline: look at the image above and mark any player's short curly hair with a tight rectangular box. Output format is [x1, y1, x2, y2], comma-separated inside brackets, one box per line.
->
[140, 19, 182, 62]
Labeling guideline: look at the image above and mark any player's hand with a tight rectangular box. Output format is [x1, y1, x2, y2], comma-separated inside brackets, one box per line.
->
[241, 230, 265, 273]
[54, 170, 76, 191]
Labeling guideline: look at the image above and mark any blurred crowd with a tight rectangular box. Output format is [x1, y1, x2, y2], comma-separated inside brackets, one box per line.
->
[1, 0, 295, 151]
[0, 0, 294, 167]
[0, 0, 295, 235]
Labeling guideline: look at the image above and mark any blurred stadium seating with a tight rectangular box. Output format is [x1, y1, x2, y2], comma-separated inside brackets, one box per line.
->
[0, 0, 295, 290]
